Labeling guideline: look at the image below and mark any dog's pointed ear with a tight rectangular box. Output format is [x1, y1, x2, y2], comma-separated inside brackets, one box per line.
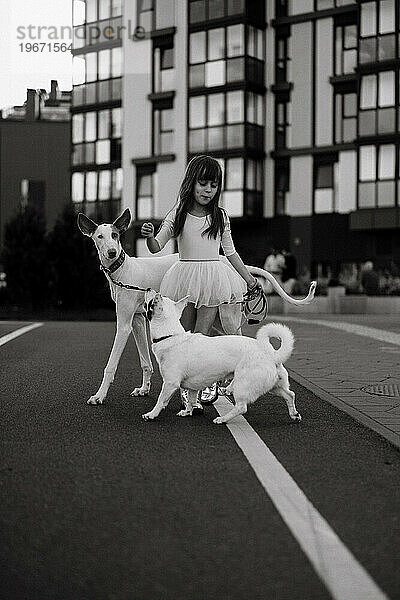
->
[175, 295, 190, 315]
[113, 208, 131, 233]
[77, 213, 98, 236]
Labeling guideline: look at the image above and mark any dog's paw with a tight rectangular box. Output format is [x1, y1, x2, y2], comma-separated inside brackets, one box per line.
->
[142, 412, 155, 421]
[131, 386, 150, 397]
[291, 412, 302, 422]
[213, 416, 224, 425]
[87, 395, 104, 405]
[177, 409, 192, 417]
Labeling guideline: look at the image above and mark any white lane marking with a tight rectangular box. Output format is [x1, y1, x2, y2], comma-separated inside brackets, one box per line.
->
[214, 397, 389, 600]
[275, 316, 400, 346]
[0, 322, 43, 347]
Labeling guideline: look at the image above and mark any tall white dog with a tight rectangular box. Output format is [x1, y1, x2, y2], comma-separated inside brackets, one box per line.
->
[78, 209, 316, 406]
[142, 290, 301, 425]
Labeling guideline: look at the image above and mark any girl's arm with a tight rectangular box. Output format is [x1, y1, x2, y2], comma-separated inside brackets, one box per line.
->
[226, 252, 258, 288]
[141, 222, 161, 253]
[141, 210, 175, 254]
[220, 211, 258, 288]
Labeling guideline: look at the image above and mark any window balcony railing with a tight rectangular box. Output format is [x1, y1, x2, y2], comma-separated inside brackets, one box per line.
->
[189, 123, 264, 153]
[73, 16, 123, 50]
[72, 77, 122, 107]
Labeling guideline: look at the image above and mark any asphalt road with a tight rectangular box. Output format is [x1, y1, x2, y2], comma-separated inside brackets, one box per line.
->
[1, 321, 400, 600]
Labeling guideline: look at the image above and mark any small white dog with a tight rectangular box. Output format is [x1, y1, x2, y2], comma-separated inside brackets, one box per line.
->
[142, 290, 301, 425]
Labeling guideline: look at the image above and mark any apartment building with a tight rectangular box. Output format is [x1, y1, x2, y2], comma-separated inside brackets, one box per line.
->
[0, 80, 71, 249]
[72, 0, 400, 274]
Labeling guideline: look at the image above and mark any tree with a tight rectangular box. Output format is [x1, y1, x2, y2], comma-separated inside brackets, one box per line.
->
[46, 203, 111, 309]
[1, 205, 49, 310]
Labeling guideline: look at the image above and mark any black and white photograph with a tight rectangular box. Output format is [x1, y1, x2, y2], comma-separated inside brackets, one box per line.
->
[1, 0, 400, 598]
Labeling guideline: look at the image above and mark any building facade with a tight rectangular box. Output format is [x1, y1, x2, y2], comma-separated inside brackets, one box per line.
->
[0, 80, 71, 249]
[71, 0, 123, 227]
[72, 0, 400, 275]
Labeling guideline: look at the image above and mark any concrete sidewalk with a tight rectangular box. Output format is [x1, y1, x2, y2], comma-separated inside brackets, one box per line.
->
[250, 315, 400, 449]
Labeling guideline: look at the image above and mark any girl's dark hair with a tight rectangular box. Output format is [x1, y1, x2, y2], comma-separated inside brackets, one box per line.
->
[173, 155, 224, 239]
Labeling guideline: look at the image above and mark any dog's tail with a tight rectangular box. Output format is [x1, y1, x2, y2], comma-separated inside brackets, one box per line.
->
[256, 323, 294, 364]
[247, 266, 316, 305]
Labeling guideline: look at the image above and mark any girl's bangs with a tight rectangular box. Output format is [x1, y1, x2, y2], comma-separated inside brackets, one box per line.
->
[197, 159, 221, 184]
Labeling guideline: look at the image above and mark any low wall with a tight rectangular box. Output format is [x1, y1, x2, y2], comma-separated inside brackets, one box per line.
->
[268, 291, 400, 314]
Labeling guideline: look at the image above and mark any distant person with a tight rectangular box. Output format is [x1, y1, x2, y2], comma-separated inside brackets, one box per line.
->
[361, 261, 379, 296]
[281, 249, 297, 295]
[263, 248, 285, 294]
[264, 248, 285, 279]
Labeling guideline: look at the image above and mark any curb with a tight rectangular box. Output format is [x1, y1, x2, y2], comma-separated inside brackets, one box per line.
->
[288, 368, 400, 451]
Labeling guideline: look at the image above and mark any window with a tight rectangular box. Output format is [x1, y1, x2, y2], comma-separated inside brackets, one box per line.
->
[85, 111, 97, 141]
[72, 114, 84, 143]
[335, 92, 357, 143]
[317, 0, 356, 8]
[86, 0, 97, 23]
[247, 92, 264, 126]
[136, 169, 155, 220]
[111, 0, 122, 17]
[98, 49, 111, 80]
[335, 23, 357, 76]
[111, 47, 122, 78]
[189, 24, 260, 89]
[189, 0, 245, 24]
[275, 159, 289, 216]
[275, 101, 290, 149]
[314, 156, 337, 214]
[98, 170, 111, 199]
[99, 0, 111, 20]
[360, 0, 396, 63]
[85, 52, 97, 82]
[111, 107, 122, 138]
[358, 144, 396, 208]
[72, 172, 85, 203]
[86, 171, 98, 201]
[248, 25, 264, 61]
[359, 71, 396, 136]
[276, 34, 290, 83]
[96, 140, 111, 164]
[137, 0, 154, 33]
[154, 108, 174, 154]
[73, 56, 86, 86]
[112, 168, 123, 198]
[98, 109, 111, 138]
[72, 144, 85, 165]
[222, 157, 244, 217]
[188, 91, 249, 153]
[154, 42, 175, 93]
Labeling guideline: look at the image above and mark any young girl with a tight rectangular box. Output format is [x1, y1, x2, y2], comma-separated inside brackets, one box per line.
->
[141, 155, 259, 409]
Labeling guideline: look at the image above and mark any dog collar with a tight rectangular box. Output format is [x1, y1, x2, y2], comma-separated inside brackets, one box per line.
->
[152, 334, 174, 344]
[102, 249, 126, 274]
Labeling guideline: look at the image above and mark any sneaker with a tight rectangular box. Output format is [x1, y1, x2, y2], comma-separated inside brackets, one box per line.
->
[200, 383, 218, 405]
[180, 389, 204, 415]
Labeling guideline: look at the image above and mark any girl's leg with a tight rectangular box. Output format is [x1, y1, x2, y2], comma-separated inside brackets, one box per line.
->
[194, 305, 219, 335]
[195, 305, 220, 404]
[179, 302, 203, 413]
[180, 302, 197, 332]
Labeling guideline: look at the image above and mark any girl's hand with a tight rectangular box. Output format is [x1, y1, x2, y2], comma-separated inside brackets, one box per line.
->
[247, 277, 260, 291]
[141, 222, 155, 238]
[246, 278, 262, 298]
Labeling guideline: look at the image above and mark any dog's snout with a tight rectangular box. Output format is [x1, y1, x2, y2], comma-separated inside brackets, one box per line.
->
[108, 249, 117, 259]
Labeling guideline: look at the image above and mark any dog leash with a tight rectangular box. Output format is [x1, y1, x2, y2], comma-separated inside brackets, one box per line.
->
[100, 253, 149, 292]
[100, 253, 269, 324]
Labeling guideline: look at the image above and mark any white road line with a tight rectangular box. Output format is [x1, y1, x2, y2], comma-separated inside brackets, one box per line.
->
[0, 322, 43, 347]
[275, 316, 400, 346]
[214, 397, 389, 600]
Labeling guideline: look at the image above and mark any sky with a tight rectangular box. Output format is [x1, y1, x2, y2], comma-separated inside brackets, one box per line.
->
[0, 0, 74, 110]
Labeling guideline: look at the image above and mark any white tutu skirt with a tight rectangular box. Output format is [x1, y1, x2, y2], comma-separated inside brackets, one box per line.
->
[160, 260, 246, 308]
